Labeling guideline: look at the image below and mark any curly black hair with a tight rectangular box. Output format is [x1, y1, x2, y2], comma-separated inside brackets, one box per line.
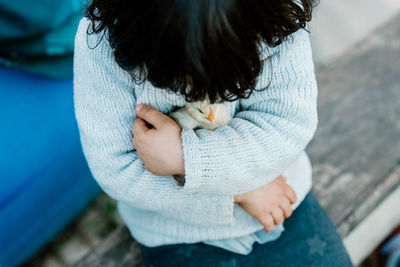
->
[86, 0, 314, 103]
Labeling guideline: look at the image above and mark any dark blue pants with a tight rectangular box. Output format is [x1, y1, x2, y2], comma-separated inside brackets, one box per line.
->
[139, 193, 353, 267]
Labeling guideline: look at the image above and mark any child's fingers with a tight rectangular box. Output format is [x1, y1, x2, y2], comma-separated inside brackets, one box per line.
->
[260, 213, 275, 233]
[277, 175, 287, 182]
[280, 198, 293, 218]
[271, 208, 284, 225]
[284, 184, 297, 204]
[132, 118, 152, 135]
[135, 104, 170, 129]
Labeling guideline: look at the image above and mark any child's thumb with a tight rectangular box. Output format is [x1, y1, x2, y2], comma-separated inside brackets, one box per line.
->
[135, 104, 169, 129]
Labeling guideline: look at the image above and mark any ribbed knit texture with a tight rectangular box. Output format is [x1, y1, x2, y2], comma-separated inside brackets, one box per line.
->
[73, 18, 318, 252]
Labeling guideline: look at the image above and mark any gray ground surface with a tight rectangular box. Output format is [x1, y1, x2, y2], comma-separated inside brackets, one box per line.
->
[26, 195, 122, 267]
[310, 0, 400, 65]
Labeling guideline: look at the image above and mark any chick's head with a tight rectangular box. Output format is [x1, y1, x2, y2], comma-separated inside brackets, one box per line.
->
[185, 100, 231, 130]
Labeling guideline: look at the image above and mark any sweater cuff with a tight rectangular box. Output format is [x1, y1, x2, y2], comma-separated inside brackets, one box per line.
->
[180, 127, 208, 192]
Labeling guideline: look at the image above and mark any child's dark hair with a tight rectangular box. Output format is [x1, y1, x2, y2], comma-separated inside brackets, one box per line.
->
[86, 0, 314, 103]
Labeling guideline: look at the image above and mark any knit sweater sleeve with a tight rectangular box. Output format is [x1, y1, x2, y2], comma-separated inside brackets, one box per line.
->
[73, 19, 234, 226]
[180, 29, 318, 195]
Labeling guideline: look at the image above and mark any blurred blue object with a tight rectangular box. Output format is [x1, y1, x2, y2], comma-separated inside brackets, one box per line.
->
[0, 0, 87, 78]
[0, 67, 100, 267]
[382, 233, 400, 267]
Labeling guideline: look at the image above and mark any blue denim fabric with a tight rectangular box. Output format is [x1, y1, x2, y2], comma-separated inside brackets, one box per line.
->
[139, 193, 353, 267]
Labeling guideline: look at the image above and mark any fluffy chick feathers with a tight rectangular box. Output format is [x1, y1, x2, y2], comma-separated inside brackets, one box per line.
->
[170, 99, 232, 130]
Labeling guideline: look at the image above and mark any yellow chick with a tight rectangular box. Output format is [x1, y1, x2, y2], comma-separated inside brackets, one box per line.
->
[169, 99, 232, 130]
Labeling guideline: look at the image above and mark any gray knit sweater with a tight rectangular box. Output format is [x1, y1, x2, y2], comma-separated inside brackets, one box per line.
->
[74, 18, 318, 252]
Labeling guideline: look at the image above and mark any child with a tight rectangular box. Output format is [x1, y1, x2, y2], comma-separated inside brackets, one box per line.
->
[74, 0, 352, 265]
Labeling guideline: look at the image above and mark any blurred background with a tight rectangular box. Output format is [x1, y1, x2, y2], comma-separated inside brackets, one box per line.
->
[1, 1, 399, 266]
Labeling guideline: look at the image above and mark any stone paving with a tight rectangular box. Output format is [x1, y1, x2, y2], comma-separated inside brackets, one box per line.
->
[26, 195, 122, 266]
[25, 3, 400, 266]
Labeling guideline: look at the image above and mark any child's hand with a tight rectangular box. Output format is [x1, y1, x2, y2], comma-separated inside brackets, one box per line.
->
[132, 104, 185, 176]
[234, 176, 297, 233]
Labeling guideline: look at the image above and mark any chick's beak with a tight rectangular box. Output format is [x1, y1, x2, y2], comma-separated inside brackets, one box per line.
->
[205, 107, 215, 123]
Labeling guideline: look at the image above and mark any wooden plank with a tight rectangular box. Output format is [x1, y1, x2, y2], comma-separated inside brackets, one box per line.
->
[75, 13, 400, 267]
[343, 169, 400, 265]
[74, 227, 143, 267]
[308, 13, 400, 237]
